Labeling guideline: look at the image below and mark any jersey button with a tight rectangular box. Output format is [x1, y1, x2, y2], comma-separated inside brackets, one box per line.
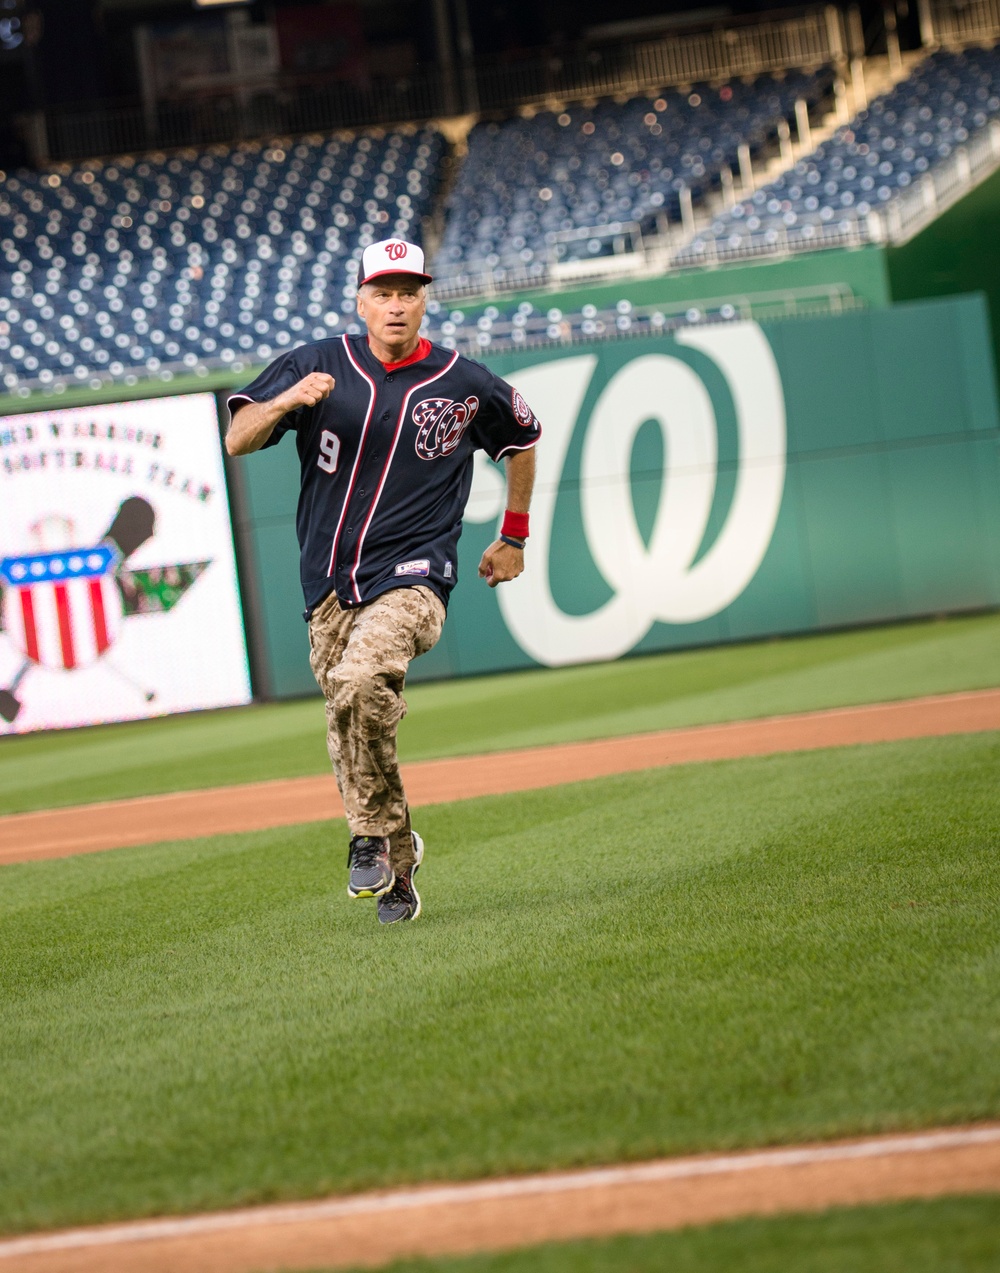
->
[385, 374, 394, 382]
[358, 489, 366, 497]
[381, 411, 391, 421]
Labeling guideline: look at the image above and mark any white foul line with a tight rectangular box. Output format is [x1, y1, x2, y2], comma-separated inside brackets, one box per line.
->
[1, 1124, 999, 1259]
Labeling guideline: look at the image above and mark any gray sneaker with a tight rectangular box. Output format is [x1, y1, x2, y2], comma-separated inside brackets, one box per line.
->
[347, 835, 394, 899]
[377, 831, 424, 924]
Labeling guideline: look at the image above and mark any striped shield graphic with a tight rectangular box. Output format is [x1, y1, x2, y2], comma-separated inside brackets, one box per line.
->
[0, 547, 123, 671]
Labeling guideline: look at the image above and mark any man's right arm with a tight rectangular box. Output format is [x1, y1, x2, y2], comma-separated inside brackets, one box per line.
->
[225, 372, 335, 456]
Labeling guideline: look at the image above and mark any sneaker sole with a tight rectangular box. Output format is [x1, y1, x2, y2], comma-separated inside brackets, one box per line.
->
[347, 872, 395, 900]
[409, 831, 423, 922]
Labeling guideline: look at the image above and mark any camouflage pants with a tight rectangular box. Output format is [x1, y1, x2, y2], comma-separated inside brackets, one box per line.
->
[307, 585, 446, 872]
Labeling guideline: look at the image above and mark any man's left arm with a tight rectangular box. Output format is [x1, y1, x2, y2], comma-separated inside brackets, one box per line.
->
[478, 446, 535, 588]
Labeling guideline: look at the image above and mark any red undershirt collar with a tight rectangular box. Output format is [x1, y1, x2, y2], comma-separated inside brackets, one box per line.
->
[370, 337, 433, 372]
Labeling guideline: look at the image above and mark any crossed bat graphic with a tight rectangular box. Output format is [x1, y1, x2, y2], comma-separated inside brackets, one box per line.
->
[0, 496, 209, 725]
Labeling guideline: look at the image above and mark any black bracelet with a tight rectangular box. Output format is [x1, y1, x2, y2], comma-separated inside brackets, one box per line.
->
[500, 533, 526, 550]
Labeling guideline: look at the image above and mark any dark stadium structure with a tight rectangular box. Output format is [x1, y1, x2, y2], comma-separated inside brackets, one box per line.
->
[3, 42, 1000, 388]
[0, 0, 998, 394]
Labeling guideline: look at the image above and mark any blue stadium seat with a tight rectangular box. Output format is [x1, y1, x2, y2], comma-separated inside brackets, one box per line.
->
[3, 45, 998, 392]
[432, 71, 831, 286]
[674, 44, 1000, 263]
[0, 127, 445, 392]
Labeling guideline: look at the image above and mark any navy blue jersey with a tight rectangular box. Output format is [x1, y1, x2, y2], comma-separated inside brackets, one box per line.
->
[228, 335, 541, 619]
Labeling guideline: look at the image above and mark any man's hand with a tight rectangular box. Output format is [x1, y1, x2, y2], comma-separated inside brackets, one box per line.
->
[226, 372, 335, 455]
[275, 372, 335, 414]
[478, 449, 535, 587]
[478, 539, 524, 588]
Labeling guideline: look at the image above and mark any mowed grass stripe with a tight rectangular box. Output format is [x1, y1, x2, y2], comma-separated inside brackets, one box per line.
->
[330, 1196, 1000, 1273]
[1, 611, 998, 815]
[1, 732, 999, 1235]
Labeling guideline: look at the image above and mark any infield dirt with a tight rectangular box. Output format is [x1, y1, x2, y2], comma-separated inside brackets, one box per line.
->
[2, 688, 999, 865]
[1, 1127, 998, 1273]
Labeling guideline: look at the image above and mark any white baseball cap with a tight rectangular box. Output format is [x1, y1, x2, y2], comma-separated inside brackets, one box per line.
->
[359, 238, 433, 286]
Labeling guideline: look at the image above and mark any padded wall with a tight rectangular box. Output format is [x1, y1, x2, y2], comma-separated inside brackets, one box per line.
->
[234, 292, 1000, 695]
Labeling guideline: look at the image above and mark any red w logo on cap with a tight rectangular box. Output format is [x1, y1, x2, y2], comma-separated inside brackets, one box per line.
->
[386, 242, 408, 260]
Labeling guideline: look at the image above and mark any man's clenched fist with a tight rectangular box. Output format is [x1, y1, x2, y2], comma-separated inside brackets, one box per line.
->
[277, 372, 335, 412]
[478, 539, 524, 588]
[226, 372, 335, 456]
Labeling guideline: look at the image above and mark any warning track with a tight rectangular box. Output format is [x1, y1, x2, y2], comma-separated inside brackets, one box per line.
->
[1, 688, 999, 865]
[0, 1125, 998, 1272]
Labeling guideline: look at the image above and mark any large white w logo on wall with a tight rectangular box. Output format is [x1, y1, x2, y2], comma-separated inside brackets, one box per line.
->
[469, 324, 787, 667]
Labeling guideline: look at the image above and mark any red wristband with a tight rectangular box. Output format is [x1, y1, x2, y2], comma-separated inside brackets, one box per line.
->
[502, 510, 529, 540]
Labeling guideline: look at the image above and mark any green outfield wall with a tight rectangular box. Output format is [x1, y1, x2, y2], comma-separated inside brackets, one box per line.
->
[232, 292, 1000, 696]
[449, 245, 894, 324]
[888, 167, 1000, 386]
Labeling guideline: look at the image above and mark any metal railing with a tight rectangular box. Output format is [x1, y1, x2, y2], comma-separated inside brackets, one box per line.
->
[670, 219, 873, 268]
[926, 0, 1000, 47]
[1, 284, 865, 403]
[432, 263, 550, 303]
[459, 286, 866, 357]
[475, 9, 837, 113]
[434, 221, 649, 300]
[549, 221, 646, 257]
[42, 76, 448, 166]
[432, 113, 1000, 299]
[879, 118, 1000, 237]
[29, 5, 841, 165]
[430, 213, 875, 300]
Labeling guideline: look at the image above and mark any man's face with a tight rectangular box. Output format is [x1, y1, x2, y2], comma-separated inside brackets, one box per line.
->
[357, 276, 426, 352]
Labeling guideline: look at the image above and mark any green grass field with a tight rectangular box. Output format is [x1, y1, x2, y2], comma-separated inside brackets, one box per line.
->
[0, 611, 998, 815]
[328, 1196, 1000, 1273]
[2, 732, 998, 1236]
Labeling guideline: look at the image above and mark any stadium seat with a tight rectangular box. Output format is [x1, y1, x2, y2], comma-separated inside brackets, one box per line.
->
[0, 127, 445, 392]
[432, 72, 831, 287]
[4, 44, 999, 391]
[673, 44, 1000, 263]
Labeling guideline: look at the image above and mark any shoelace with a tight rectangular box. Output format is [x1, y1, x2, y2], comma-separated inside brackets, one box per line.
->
[385, 871, 414, 903]
[348, 837, 387, 870]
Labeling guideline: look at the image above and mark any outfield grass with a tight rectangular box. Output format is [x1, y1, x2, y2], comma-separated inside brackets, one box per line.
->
[329, 1196, 1000, 1273]
[0, 611, 998, 815]
[1, 733, 998, 1234]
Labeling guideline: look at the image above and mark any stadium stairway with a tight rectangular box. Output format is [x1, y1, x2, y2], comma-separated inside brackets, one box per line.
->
[430, 70, 834, 293]
[673, 43, 1000, 264]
